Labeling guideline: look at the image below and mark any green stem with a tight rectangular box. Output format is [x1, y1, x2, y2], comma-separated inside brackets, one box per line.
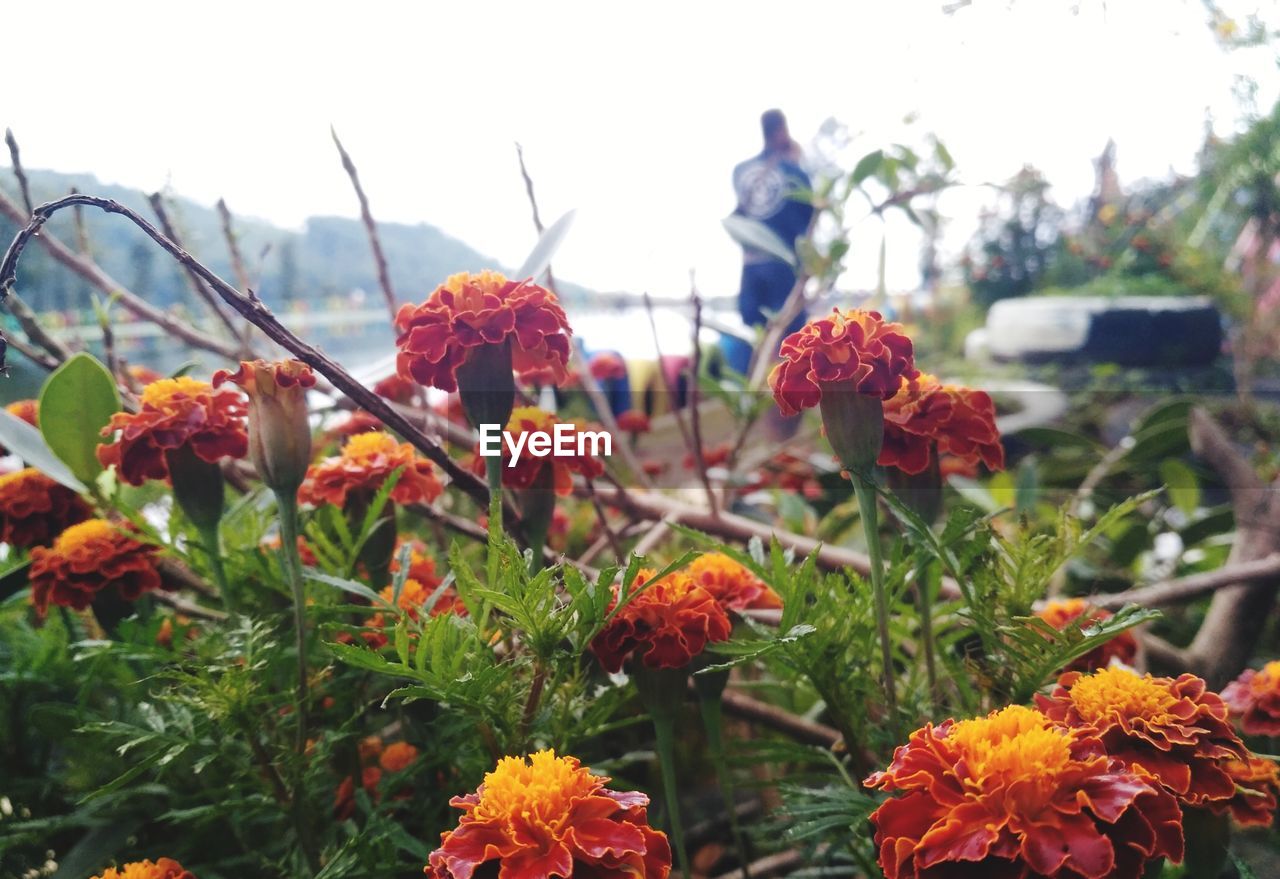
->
[916, 555, 939, 706]
[697, 686, 751, 879]
[196, 521, 233, 612]
[486, 455, 503, 581]
[652, 713, 691, 879]
[850, 470, 899, 738]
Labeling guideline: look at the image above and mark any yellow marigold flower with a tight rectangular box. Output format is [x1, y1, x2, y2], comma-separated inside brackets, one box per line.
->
[686, 552, 782, 612]
[298, 431, 443, 508]
[865, 705, 1183, 879]
[427, 750, 671, 879]
[29, 519, 162, 615]
[90, 858, 194, 879]
[0, 467, 91, 549]
[1222, 660, 1280, 736]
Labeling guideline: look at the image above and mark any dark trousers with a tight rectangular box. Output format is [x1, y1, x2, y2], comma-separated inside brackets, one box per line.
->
[726, 261, 807, 374]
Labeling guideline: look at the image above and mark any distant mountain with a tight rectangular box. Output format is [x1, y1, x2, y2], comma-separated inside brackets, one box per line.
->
[0, 169, 589, 316]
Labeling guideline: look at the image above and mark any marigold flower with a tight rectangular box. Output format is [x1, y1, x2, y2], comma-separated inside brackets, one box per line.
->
[768, 309, 918, 417]
[126, 365, 166, 387]
[29, 519, 163, 614]
[879, 374, 1005, 476]
[687, 553, 782, 612]
[395, 270, 573, 393]
[1222, 754, 1280, 827]
[334, 766, 383, 820]
[616, 409, 651, 433]
[1222, 660, 1280, 735]
[375, 373, 418, 404]
[683, 443, 731, 470]
[1035, 598, 1139, 673]
[90, 859, 195, 879]
[865, 704, 1183, 879]
[97, 376, 248, 486]
[329, 409, 385, 439]
[589, 351, 628, 382]
[390, 539, 443, 589]
[4, 398, 38, 428]
[1037, 667, 1245, 807]
[427, 749, 671, 879]
[0, 467, 92, 549]
[380, 741, 420, 773]
[362, 577, 467, 649]
[591, 569, 732, 673]
[213, 359, 316, 493]
[469, 407, 605, 496]
[299, 431, 443, 508]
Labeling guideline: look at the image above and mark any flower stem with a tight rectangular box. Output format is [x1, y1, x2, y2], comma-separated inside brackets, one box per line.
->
[850, 469, 899, 738]
[651, 712, 691, 879]
[696, 683, 751, 879]
[195, 520, 234, 613]
[485, 455, 503, 583]
[916, 555, 939, 706]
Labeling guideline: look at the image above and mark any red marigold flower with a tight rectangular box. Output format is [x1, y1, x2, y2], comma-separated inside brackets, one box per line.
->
[427, 749, 671, 879]
[329, 409, 385, 439]
[90, 858, 195, 879]
[468, 407, 605, 496]
[1222, 660, 1280, 736]
[1037, 667, 1246, 807]
[768, 309, 918, 417]
[616, 409, 651, 433]
[97, 376, 248, 486]
[0, 467, 92, 549]
[1222, 754, 1280, 827]
[4, 398, 38, 428]
[879, 374, 1004, 476]
[591, 569, 733, 673]
[687, 553, 782, 612]
[375, 373, 418, 404]
[334, 766, 383, 820]
[1035, 598, 1139, 673]
[641, 459, 667, 477]
[865, 704, 1183, 879]
[683, 443, 731, 470]
[299, 431, 443, 508]
[589, 351, 628, 382]
[395, 270, 573, 392]
[29, 519, 163, 615]
[380, 741, 420, 773]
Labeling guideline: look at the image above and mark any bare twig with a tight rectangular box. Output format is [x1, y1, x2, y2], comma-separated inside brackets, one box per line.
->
[1, 287, 73, 365]
[4, 330, 59, 371]
[720, 688, 839, 748]
[584, 479, 624, 561]
[4, 129, 33, 216]
[687, 285, 718, 514]
[642, 292, 696, 454]
[69, 187, 91, 256]
[1094, 554, 1280, 610]
[152, 590, 228, 622]
[216, 198, 255, 296]
[514, 143, 556, 292]
[331, 127, 398, 322]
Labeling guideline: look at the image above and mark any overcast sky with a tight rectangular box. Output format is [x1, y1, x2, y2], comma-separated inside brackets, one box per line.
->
[4, 0, 1277, 301]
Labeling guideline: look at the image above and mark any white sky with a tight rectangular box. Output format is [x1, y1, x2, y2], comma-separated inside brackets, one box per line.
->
[4, 0, 1278, 300]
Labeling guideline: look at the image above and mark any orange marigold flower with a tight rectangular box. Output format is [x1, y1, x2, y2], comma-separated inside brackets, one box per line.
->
[427, 749, 671, 879]
[362, 577, 467, 648]
[4, 398, 38, 428]
[865, 704, 1183, 879]
[0, 467, 91, 549]
[97, 376, 248, 485]
[1037, 667, 1246, 807]
[687, 553, 782, 612]
[879, 374, 1004, 475]
[126, 365, 166, 387]
[380, 741, 420, 773]
[768, 309, 918, 417]
[616, 409, 651, 433]
[469, 407, 605, 496]
[1035, 598, 1138, 673]
[1222, 660, 1280, 736]
[90, 859, 195, 879]
[29, 519, 163, 614]
[591, 569, 732, 672]
[395, 270, 573, 392]
[390, 539, 443, 589]
[1222, 754, 1280, 827]
[299, 431, 443, 508]
[589, 351, 628, 382]
[334, 766, 383, 820]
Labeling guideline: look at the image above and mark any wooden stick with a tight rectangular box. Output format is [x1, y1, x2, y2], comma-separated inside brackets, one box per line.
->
[331, 127, 398, 323]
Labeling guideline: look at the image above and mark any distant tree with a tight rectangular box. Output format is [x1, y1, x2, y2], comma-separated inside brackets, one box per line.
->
[963, 166, 1063, 307]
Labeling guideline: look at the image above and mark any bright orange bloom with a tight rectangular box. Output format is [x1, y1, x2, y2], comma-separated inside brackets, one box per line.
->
[29, 519, 163, 614]
[361, 577, 467, 649]
[395, 271, 573, 392]
[591, 569, 732, 672]
[427, 750, 671, 879]
[1222, 660, 1280, 736]
[1037, 667, 1245, 807]
[589, 351, 628, 382]
[299, 431, 443, 508]
[0, 467, 91, 549]
[380, 741, 421, 773]
[1035, 599, 1139, 673]
[390, 539, 443, 589]
[865, 704, 1183, 879]
[768, 309, 918, 417]
[97, 377, 248, 485]
[616, 409, 651, 433]
[687, 553, 782, 612]
[4, 398, 38, 427]
[879, 374, 1005, 476]
[90, 859, 195, 879]
[469, 407, 605, 496]
[1222, 754, 1280, 827]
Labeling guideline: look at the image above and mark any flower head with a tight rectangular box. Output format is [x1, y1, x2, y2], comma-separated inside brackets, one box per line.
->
[616, 409, 651, 434]
[1222, 660, 1280, 736]
[1222, 754, 1280, 827]
[97, 376, 248, 485]
[686, 553, 782, 612]
[1035, 599, 1139, 674]
[380, 741, 421, 773]
[0, 467, 91, 549]
[4, 398, 38, 427]
[375, 373, 418, 404]
[29, 519, 163, 614]
[469, 407, 605, 496]
[1037, 667, 1245, 807]
[589, 351, 628, 382]
[361, 577, 467, 649]
[395, 271, 573, 392]
[90, 859, 195, 879]
[299, 431, 443, 508]
[213, 359, 316, 492]
[879, 374, 1005, 476]
[427, 749, 671, 879]
[591, 569, 732, 673]
[865, 704, 1183, 879]
[768, 309, 918, 417]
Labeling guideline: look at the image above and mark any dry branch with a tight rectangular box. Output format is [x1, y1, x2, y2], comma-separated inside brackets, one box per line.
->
[1094, 554, 1280, 610]
[331, 127, 398, 322]
[4, 129, 34, 216]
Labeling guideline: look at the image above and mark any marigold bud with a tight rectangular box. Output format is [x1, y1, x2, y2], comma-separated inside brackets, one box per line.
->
[214, 359, 316, 493]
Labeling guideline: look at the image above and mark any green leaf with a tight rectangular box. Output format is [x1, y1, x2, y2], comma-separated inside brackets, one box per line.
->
[0, 409, 86, 491]
[850, 149, 885, 186]
[39, 352, 121, 485]
[305, 570, 387, 606]
[1158, 459, 1200, 514]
